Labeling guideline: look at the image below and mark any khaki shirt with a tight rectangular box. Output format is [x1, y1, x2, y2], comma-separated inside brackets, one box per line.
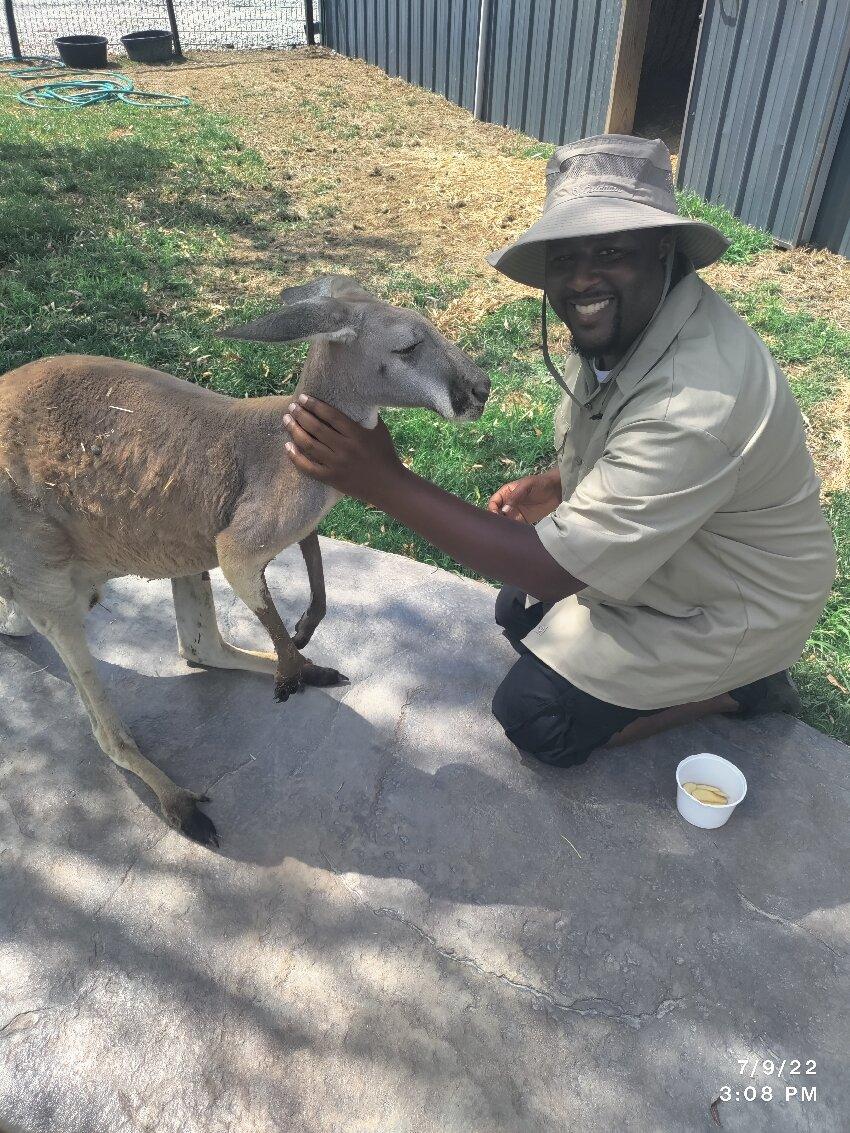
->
[527, 271, 837, 710]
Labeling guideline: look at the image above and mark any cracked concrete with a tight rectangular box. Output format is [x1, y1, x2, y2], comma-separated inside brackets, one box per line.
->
[321, 852, 687, 1031]
[0, 537, 848, 1132]
[734, 890, 842, 958]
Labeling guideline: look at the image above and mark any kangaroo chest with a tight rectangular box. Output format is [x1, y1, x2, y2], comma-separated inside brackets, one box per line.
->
[278, 480, 342, 547]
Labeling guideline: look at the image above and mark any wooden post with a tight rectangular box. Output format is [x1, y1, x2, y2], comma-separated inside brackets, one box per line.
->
[4, 0, 22, 61]
[304, 0, 316, 45]
[163, 0, 185, 60]
[605, 0, 652, 135]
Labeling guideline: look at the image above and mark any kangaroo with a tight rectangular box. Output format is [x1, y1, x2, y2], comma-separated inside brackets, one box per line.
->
[0, 275, 490, 847]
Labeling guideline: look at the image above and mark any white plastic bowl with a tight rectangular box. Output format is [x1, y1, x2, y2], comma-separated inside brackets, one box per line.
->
[675, 752, 747, 829]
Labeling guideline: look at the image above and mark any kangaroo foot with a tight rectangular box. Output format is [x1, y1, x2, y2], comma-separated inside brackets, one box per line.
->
[303, 660, 349, 687]
[161, 788, 219, 849]
[274, 660, 349, 702]
[0, 598, 33, 637]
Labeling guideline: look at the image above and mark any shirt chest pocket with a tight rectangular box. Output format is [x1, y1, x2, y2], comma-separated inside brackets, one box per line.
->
[577, 431, 608, 481]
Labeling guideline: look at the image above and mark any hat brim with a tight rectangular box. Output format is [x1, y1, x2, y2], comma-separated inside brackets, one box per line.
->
[486, 197, 730, 287]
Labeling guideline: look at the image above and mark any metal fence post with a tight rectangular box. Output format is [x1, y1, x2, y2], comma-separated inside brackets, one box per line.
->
[164, 0, 185, 59]
[473, 0, 492, 119]
[304, 0, 316, 45]
[4, 0, 23, 60]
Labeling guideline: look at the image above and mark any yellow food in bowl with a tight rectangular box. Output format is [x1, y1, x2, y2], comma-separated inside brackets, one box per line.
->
[682, 781, 729, 806]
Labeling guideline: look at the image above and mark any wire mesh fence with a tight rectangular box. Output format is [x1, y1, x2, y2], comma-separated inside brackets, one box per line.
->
[2, 0, 307, 57]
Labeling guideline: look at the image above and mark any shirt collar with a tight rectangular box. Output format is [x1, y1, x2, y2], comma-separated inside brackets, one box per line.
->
[613, 271, 704, 398]
[566, 271, 704, 408]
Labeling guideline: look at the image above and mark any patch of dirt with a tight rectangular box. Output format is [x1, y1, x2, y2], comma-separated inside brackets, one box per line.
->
[141, 48, 850, 320]
[130, 48, 549, 312]
[501, 390, 535, 412]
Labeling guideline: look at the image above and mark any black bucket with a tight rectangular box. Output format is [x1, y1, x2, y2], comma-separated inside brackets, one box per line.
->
[121, 29, 174, 64]
[55, 34, 108, 68]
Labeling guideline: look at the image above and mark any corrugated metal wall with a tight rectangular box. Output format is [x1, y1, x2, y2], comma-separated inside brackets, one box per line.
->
[678, 0, 850, 247]
[323, 0, 622, 142]
[480, 0, 620, 142]
[323, 0, 482, 111]
[812, 104, 850, 257]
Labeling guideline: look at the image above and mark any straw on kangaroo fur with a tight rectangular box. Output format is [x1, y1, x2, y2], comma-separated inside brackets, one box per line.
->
[0, 275, 490, 847]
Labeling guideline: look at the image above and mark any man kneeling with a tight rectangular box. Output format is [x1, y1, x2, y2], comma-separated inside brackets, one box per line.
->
[284, 135, 836, 768]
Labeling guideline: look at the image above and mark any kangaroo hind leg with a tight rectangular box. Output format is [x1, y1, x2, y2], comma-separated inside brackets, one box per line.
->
[172, 571, 277, 675]
[18, 593, 218, 848]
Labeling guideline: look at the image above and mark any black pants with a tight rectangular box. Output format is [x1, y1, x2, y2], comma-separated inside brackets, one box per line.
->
[491, 585, 772, 770]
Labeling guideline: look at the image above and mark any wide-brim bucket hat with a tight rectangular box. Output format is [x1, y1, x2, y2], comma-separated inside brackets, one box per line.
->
[487, 134, 730, 288]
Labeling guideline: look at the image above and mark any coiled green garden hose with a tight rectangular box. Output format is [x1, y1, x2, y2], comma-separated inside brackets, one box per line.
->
[0, 56, 190, 108]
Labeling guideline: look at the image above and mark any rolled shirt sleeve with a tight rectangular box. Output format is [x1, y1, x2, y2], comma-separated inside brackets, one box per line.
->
[534, 419, 741, 601]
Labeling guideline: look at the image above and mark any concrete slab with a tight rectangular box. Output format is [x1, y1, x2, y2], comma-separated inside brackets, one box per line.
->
[0, 537, 847, 1133]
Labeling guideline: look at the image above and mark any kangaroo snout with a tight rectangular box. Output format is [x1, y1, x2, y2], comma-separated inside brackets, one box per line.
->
[473, 376, 491, 405]
[450, 369, 491, 421]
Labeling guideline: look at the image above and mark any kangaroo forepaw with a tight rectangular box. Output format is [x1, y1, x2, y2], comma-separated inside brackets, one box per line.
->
[162, 791, 219, 849]
[292, 616, 315, 650]
[301, 660, 349, 688]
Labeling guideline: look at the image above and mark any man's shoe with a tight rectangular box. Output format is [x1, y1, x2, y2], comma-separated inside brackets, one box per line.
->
[738, 670, 802, 718]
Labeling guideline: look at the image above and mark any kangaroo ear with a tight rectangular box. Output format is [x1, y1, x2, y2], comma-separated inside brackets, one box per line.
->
[280, 275, 375, 305]
[220, 298, 360, 345]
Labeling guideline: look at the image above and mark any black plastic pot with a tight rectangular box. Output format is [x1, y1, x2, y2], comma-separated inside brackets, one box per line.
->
[55, 34, 108, 69]
[120, 29, 174, 64]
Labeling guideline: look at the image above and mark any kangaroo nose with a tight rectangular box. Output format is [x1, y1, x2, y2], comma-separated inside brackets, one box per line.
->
[473, 378, 491, 403]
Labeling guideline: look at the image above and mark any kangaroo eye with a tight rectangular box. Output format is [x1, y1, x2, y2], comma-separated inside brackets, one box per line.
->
[393, 340, 421, 356]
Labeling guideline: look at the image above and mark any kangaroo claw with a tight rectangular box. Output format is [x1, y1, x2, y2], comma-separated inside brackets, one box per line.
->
[163, 791, 219, 849]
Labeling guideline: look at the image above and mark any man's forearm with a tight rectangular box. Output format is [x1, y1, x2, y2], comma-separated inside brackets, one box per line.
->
[374, 468, 585, 602]
[281, 397, 583, 599]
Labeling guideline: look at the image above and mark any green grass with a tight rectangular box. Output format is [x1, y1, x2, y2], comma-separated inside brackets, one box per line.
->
[0, 98, 306, 396]
[722, 284, 850, 411]
[793, 491, 850, 742]
[377, 270, 469, 312]
[512, 141, 557, 160]
[676, 190, 773, 263]
[0, 93, 846, 743]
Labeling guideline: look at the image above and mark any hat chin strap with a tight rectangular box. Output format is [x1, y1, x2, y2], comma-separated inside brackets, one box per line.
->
[541, 294, 583, 406]
[541, 241, 677, 406]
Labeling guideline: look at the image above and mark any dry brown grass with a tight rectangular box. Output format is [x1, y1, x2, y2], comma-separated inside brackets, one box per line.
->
[134, 49, 556, 312]
[706, 248, 850, 333]
[806, 380, 850, 497]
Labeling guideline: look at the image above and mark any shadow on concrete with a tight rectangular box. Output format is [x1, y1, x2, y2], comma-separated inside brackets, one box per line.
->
[1, 540, 848, 1130]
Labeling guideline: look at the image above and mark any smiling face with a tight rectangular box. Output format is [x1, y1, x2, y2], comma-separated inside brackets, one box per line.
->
[545, 228, 674, 368]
